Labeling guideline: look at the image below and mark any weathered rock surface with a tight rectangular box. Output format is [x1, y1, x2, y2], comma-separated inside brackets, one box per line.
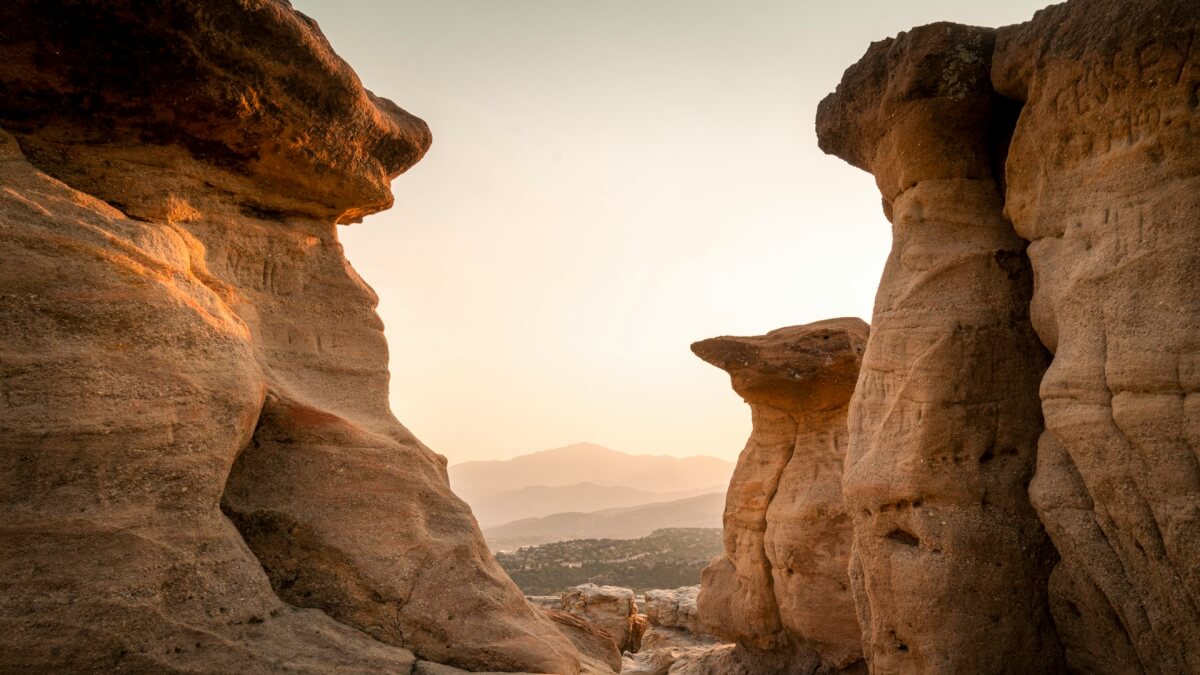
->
[639, 586, 721, 653]
[643, 586, 706, 637]
[640, 626, 721, 653]
[562, 584, 640, 653]
[625, 643, 839, 675]
[691, 319, 868, 672]
[817, 22, 1062, 675]
[993, 1, 1200, 672]
[0, 1, 581, 672]
[541, 607, 623, 674]
[818, 1, 1200, 673]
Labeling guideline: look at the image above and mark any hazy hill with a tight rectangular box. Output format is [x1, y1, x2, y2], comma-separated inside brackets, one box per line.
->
[470, 482, 724, 528]
[495, 528, 724, 595]
[449, 442, 733, 504]
[484, 492, 725, 551]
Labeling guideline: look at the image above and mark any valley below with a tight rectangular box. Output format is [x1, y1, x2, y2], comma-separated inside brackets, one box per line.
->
[448, 443, 731, 550]
[495, 527, 723, 596]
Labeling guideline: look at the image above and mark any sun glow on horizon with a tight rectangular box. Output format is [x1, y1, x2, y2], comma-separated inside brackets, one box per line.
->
[296, 0, 1055, 464]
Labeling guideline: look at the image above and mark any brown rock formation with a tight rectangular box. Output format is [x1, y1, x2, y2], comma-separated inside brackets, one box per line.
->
[643, 586, 707, 637]
[0, 1, 581, 673]
[562, 584, 640, 653]
[638, 586, 719, 653]
[992, 2, 1200, 672]
[691, 318, 868, 673]
[818, 1, 1200, 673]
[542, 608, 624, 674]
[817, 22, 1063, 675]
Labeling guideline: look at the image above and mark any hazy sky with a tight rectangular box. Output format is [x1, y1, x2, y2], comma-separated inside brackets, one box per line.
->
[292, 0, 1051, 464]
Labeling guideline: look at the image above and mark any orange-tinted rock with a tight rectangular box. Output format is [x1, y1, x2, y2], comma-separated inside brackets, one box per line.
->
[561, 584, 639, 653]
[0, 2, 580, 672]
[692, 318, 868, 672]
[817, 23, 1063, 674]
[541, 608, 623, 674]
[0, 126, 419, 674]
[993, 1, 1200, 672]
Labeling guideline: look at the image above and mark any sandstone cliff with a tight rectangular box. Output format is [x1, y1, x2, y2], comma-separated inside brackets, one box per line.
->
[818, 0, 1200, 673]
[816, 23, 1062, 675]
[994, 2, 1200, 672]
[0, 2, 584, 672]
[691, 318, 869, 674]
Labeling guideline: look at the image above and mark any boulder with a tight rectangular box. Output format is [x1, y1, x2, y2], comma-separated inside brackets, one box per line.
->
[542, 607, 623, 673]
[562, 584, 639, 653]
[0, 1, 580, 672]
[691, 318, 868, 671]
[639, 586, 721, 653]
[643, 586, 706, 636]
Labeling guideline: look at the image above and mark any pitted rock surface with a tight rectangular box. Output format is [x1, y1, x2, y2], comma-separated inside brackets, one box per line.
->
[817, 22, 1062, 675]
[994, 1, 1200, 672]
[818, 1, 1200, 673]
[0, 2, 582, 673]
[692, 318, 868, 672]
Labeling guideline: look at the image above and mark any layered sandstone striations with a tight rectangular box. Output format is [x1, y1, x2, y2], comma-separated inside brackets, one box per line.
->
[541, 608, 623, 674]
[691, 318, 869, 673]
[0, 1, 583, 672]
[993, 1, 1200, 672]
[818, 1, 1200, 673]
[817, 23, 1062, 674]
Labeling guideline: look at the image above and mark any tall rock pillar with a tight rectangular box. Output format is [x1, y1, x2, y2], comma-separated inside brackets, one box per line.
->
[993, 1, 1200, 672]
[692, 318, 868, 673]
[816, 24, 1062, 674]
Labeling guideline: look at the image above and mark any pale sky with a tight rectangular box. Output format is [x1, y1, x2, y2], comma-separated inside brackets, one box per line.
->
[292, 0, 1051, 464]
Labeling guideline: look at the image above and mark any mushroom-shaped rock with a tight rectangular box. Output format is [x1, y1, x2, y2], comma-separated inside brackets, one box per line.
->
[817, 21, 1061, 675]
[692, 318, 868, 672]
[562, 584, 640, 653]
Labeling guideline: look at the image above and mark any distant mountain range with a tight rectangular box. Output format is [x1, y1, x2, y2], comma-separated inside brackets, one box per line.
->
[469, 481, 724, 528]
[484, 492, 726, 551]
[450, 441, 732, 501]
[447, 443, 732, 548]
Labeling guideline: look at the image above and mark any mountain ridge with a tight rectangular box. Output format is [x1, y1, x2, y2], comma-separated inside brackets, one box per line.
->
[471, 481, 726, 528]
[484, 492, 726, 551]
[449, 442, 733, 506]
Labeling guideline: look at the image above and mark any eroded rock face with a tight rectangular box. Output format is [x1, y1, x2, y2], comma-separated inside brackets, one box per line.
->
[541, 607, 623, 674]
[818, 2, 1200, 673]
[644, 586, 705, 636]
[691, 318, 868, 672]
[639, 586, 721, 654]
[562, 584, 640, 653]
[817, 23, 1062, 674]
[0, 2, 580, 673]
[993, 1, 1200, 672]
